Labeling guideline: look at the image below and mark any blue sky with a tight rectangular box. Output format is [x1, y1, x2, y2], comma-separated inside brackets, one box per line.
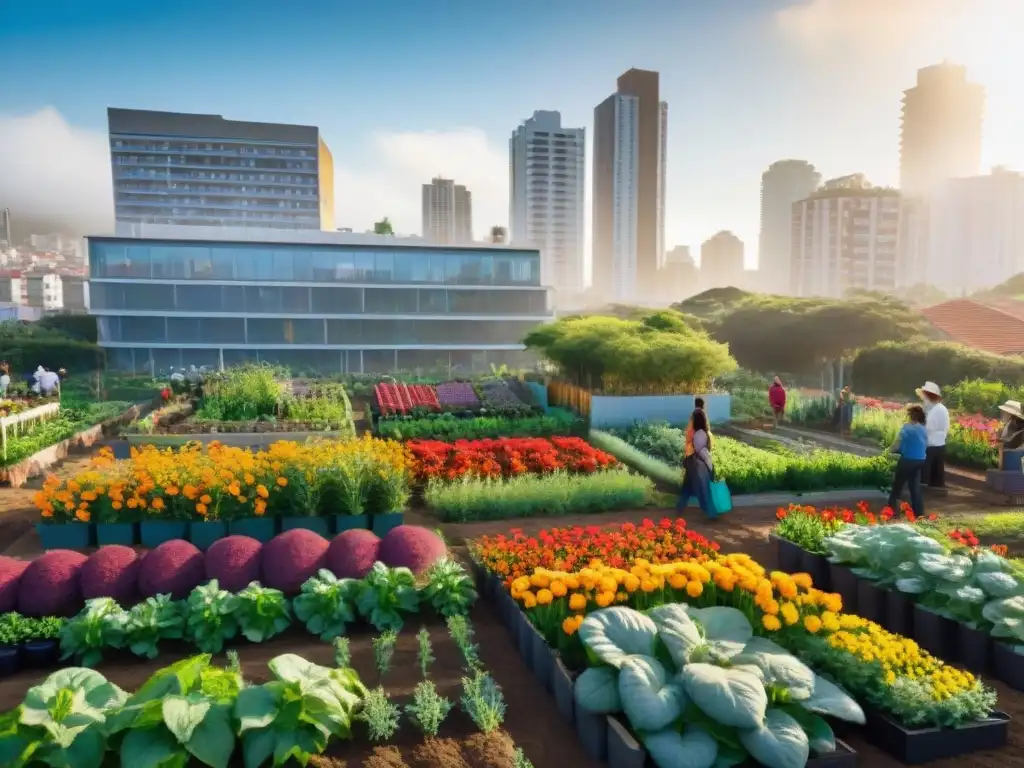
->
[0, 0, 1019, 271]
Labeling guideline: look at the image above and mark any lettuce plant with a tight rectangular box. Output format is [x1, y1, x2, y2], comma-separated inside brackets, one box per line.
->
[0, 668, 127, 768]
[235, 583, 292, 643]
[824, 524, 944, 586]
[185, 581, 240, 654]
[573, 605, 865, 768]
[355, 562, 419, 632]
[108, 654, 242, 768]
[235, 654, 367, 766]
[421, 558, 477, 617]
[293, 569, 357, 641]
[124, 594, 185, 659]
[59, 598, 128, 667]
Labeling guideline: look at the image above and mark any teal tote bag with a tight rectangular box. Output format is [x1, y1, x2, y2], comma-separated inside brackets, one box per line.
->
[709, 480, 733, 515]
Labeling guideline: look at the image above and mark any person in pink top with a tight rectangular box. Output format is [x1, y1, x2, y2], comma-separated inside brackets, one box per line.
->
[768, 376, 787, 427]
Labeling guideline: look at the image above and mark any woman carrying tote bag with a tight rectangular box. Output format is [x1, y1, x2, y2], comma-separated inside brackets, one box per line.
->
[677, 410, 729, 517]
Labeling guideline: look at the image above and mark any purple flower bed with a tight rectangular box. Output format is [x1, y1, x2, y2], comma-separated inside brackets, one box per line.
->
[436, 381, 480, 408]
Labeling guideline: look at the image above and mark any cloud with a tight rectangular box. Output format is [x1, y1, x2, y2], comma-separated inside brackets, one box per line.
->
[331, 128, 508, 238]
[0, 108, 114, 234]
[0, 108, 508, 240]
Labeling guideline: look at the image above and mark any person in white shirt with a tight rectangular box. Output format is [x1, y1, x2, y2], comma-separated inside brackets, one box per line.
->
[916, 381, 949, 488]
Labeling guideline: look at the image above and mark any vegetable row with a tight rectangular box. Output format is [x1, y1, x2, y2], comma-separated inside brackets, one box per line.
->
[374, 377, 540, 418]
[376, 409, 583, 441]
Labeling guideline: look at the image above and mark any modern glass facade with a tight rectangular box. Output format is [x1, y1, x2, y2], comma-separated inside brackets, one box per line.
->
[108, 108, 335, 231]
[89, 235, 551, 374]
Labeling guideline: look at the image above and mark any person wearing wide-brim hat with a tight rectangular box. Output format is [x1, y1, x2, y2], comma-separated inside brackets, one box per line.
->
[998, 400, 1024, 451]
[916, 381, 949, 488]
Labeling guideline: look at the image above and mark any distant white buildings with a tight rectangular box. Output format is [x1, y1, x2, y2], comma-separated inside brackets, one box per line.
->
[421, 177, 472, 244]
[509, 111, 585, 294]
[700, 231, 744, 290]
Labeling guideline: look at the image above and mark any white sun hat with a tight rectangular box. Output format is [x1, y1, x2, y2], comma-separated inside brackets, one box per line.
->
[915, 381, 942, 399]
[999, 400, 1024, 418]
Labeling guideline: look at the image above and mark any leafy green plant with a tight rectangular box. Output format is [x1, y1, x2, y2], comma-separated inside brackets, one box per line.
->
[124, 594, 185, 659]
[0, 667, 128, 768]
[417, 627, 434, 678]
[184, 580, 240, 654]
[108, 654, 242, 768]
[235, 583, 292, 643]
[360, 687, 401, 742]
[372, 630, 397, 679]
[355, 562, 419, 632]
[293, 569, 357, 641]
[25, 617, 65, 642]
[377, 410, 581, 441]
[513, 748, 535, 768]
[460, 670, 506, 734]
[422, 558, 477, 617]
[0, 613, 29, 646]
[234, 654, 367, 767]
[446, 615, 480, 670]
[405, 680, 453, 737]
[333, 636, 351, 668]
[59, 598, 127, 667]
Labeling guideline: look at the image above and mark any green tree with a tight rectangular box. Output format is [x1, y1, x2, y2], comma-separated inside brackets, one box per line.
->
[374, 217, 394, 235]
[490, 226, 507, 244]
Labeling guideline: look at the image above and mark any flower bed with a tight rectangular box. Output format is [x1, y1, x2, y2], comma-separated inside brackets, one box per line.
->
[32, 436, 412, 547]
[378, 409, 583, 441]
[596, 423, 893, 494]
[407, 436, 618, 483]
[469, 518, 1007, 765]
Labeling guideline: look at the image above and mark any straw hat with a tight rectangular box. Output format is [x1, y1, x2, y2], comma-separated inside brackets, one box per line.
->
[999, 400, 1024, 418]
[915, 381, 942, 399]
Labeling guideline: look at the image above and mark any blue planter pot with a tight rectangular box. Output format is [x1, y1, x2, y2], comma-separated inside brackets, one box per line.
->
[371, 512, 404, 536]
[139, 521, 188, 548]
[229, 517, 278, 542]
[0, 646, 20, 677]
[333, 514, 369, 533]
[552, 658, 575, 724]
[531, 627, 554, 692]
[189, 521, 228, 551]
[574, 705, 608, 761]
[95, 522, 136, 546]
[281, 517, 332, 537]
[36, 523, 92, 550]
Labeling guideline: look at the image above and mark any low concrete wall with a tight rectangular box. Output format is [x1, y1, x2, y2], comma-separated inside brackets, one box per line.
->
[589, 393, 731, 429]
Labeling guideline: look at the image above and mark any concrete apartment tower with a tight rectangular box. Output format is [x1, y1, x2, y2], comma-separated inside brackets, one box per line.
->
[509, 110, 585, 295]
[700, 231, 745, 291]
[422, 177, 473, 244]
[592, 69, 667, 302]
[758, 160, 820, 294]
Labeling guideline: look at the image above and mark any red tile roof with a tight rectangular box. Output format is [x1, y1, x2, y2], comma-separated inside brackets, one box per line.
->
[921, 299, 1024, 355]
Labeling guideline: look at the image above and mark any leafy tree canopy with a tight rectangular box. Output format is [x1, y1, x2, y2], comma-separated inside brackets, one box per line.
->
[672, 287, 752, 320]
[373, 217, 394, 235]
[523, 310, 735, 394]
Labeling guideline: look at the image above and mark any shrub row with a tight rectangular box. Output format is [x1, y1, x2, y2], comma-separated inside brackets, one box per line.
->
[851, 341, 1024, 396]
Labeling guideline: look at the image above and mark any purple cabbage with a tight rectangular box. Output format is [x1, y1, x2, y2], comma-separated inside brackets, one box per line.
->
[436, 381, 480, 408]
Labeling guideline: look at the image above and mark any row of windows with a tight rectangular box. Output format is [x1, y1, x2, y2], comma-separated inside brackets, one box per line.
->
[116, 199, 319, 212]
[115, 217, 321, 231]
[117, 184, 318, 198]
[113, 157, 316, 173]
[111, 140, 315, 158]
[114, 170, 317, 186]
[90, 283, 549, 315]
[98, 316, 539, 346]
[89, 242, 541, 286]
[107, 347, 535, 376]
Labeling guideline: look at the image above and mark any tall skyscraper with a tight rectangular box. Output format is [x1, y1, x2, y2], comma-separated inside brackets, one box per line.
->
[758, 160, 820, 294]
[107, 108, 335, 231]
[510, 111, 585, 294]
[592, 69, 667, 301]
[791, 175, 900, 297]
[422, 177, 473, 244]
[0, 209, 11, 247]
[700, 231, 744, 291]
[899, 63, 984, 197]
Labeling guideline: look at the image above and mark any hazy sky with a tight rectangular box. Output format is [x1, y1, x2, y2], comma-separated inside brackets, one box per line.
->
[0, 0, 1020, 271]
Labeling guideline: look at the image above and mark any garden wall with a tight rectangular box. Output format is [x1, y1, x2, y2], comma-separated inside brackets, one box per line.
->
[589, 393, 731, 428]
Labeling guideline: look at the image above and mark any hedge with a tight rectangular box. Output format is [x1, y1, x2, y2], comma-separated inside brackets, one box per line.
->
[851, 341, 1024, 396]
[0, 338, 104, 372]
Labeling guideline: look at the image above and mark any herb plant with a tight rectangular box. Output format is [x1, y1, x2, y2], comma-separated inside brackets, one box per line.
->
[293, 569, 357, 641]
[184, 580, 240, 654]
[417, 627, 434, 678]
[59, 598, 127, 667]
[422, 558, 477, 617]
[513, 748, 536, 768]
[372, 630, 397, 679]
[235, 583, 292, 643]
[124, 594, 184, 659]
[405, 680, 453, 737]
[333, 636, 351, 669]
[360, 687, 401, 742]
[355, 562, 419, 632]
[446, 615, 480, 670]
[460, 671, 506, 734]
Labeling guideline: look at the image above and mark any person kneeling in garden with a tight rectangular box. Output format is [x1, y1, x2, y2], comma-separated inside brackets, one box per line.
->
[886, 403, 928, 517]
[677, 409, 718, 517]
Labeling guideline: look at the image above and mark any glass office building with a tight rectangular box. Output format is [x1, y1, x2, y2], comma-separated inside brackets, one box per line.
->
[88, 226, 551, 374]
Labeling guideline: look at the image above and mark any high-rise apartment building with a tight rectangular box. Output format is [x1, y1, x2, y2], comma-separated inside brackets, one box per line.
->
[700, 232, 744, 291]
[592, 69, 667, 301]
[900, 63, 984, 198]
[758, 160, 820, 294]
[107, 108, 335, 231]
[510, 111, 585, 294]
[422, 178, 473, 244]
[791, 175, 900, 297]
[0, 209, 11, 247]
[928, 168, 1024, 294]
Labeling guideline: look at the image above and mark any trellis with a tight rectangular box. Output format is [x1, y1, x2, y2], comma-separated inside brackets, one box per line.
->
[1, 402, 60, 463]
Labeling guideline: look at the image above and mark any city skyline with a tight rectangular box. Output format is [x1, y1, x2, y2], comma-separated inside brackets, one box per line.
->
[0, 0, 1021, 275]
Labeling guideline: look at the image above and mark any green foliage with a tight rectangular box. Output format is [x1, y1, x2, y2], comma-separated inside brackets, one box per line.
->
[421, 558, 477, 617]
[377, 409, 582, 441]
[945, 378, 1024, 417]
[416, 627, 434, 678]
[852, 341, 1024, 395]
[424, 467, 653, 522]
[373, 217, 394, 235]
[460, 671, 506, 733]
[3, 401, 132, 467]
[124, 594, 185, 659]
[196, 365, 283, 421]
[59, 598, 127, 667]
[513, 747, 536, 768]
[37, 313, 98, 343]
[293, 569, 357, 641]
[355, 562, 419, 632]
[371, 630, 398, 679]
[672, 287, 753, 321]
[184, 581, 240, 654]
[446, 615, 480, 670]
[235, 584, 292, 643]
[0, 614, 64, 645]
[523, 311, 736, 393]
[404, 680, 453, 737]
[333, 636, 351, 669]
[359, 687, 401, 742]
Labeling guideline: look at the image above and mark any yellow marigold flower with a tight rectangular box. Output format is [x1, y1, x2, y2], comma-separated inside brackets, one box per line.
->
[669, 573, 687, 590]
[821, 611, 841, 632]
[537, 589, 553, 606]
[640, 578, 656, 594]
[780, 602, 800, 626]
[530, 572, 551, 589]
[762, 614, 782, 631]
[616, 591, 629, 603]
[276, 476, 288, 487]
[512, 576, 531, 593]
[624, 574, 641, 593]
[550, 580, 568, 598]
[686, 580, 704, 598]
[521, 592, 537, 609]
[791, 572, 813, 590]
[563, 617, 580, 635]
[821, 593, 843, 613]
[595, 591, 615, 608]
[569, 593, 587, 612]
[600, 576, 617, 593]
[803, 615, 822, 634]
